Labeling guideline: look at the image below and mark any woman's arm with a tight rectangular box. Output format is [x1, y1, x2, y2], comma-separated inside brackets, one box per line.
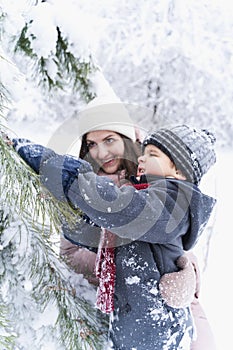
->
[60, 236, 98, 285]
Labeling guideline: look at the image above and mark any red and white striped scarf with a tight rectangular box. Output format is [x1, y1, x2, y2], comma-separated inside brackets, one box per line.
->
[94, 170, 125, 314]
[95, 228, 116, 314]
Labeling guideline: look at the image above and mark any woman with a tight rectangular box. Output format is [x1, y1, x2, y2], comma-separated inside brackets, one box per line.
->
[60, 100, 142, 285]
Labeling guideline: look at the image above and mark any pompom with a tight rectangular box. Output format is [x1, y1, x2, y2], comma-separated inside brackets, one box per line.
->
[202, 129, 216, 145]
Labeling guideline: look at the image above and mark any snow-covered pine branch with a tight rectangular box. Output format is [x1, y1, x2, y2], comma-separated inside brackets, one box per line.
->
[14, 22, 96, 102]
[0, 303, 16, 350]
[0, 132, 108, 349]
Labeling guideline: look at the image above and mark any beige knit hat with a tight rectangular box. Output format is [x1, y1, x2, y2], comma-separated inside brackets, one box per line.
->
[77, 97, 136, 142]
[47, 97, 138, 155]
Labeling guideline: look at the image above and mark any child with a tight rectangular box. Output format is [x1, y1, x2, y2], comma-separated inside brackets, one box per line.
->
[11, 124, 216, 349]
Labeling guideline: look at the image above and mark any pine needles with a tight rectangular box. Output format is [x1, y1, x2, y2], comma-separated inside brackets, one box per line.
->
[0, 132, 108, 349]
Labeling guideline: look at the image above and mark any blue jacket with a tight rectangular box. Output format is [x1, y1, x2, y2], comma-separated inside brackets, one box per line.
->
[13, 139, 216, 350]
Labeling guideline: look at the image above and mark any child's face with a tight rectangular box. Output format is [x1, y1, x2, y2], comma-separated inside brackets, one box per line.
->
[137, 144, 177, 178]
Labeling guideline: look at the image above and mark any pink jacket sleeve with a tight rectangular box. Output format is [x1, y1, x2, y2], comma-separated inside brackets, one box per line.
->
[60, 236, 99, 286]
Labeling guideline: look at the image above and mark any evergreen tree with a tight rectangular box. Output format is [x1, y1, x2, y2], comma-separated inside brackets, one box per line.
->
[0, 70, 110, 349]
[0, 2, 109, 349]
[0, 112, 108, 350]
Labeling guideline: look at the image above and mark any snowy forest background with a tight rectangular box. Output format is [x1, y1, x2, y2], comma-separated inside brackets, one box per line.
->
[0, 0, 232, 349]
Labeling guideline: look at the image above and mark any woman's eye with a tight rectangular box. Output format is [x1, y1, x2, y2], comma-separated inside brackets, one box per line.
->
[105, 138, 114, 144]
[87, 142, 96, 149]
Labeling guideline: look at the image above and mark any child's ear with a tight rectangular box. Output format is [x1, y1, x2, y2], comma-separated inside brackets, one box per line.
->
[174, 169, 187, 181]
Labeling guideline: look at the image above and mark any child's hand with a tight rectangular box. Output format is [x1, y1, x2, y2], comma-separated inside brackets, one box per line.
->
[159, 254, 196, 308]
[0, 131, 14, 146]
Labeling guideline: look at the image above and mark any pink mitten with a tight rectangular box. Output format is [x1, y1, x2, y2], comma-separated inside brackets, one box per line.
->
[159, 255, 196, 308]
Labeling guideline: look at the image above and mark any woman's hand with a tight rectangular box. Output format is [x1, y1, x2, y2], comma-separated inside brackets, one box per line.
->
[159, 253, 197, 308]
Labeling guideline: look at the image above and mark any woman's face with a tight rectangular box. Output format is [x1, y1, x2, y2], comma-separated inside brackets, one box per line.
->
[85, 130, 125, 174]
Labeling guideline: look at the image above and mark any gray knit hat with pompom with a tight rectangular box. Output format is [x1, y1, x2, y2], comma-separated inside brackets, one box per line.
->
[142, 125, 216, 185]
